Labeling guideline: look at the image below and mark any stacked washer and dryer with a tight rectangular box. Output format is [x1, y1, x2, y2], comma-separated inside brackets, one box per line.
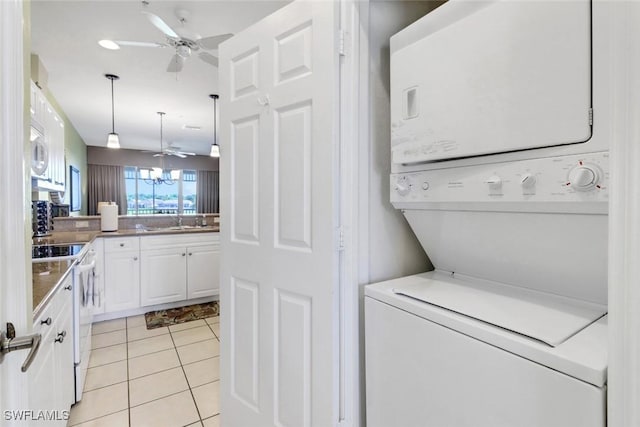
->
[365, 1, 610, 426]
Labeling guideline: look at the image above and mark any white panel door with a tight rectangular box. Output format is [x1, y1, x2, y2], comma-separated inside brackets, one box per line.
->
[219, 1, 340, 426]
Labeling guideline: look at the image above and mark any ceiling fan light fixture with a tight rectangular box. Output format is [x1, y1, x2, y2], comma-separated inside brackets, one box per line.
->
[99, 39, 120, 50]
[106, 132, 120, 149]
[209, 144, 219, 158]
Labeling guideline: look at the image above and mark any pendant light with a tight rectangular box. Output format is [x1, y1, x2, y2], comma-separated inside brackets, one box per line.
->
[209, 94, 220, 158]
[105, 74, 121, 149]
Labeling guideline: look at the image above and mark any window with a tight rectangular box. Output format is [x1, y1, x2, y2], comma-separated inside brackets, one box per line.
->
[125, 166, 198, 215]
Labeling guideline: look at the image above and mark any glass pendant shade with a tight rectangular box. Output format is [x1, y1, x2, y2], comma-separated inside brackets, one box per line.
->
[140, 169, 150, 179]
[170, 170, 180, 180]
[106, 132, 120, 149]
[151, 167, 163, 179]
[210, 144, 220, 158]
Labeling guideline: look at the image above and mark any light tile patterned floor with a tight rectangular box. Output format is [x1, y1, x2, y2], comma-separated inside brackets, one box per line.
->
[68, 314, 221, 427]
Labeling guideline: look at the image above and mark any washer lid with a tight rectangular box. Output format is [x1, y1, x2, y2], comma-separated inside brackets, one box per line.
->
[393, 271, 606, 347]
[390, 0, 592, 164]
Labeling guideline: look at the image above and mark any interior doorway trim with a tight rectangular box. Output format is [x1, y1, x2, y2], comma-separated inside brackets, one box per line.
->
[608, 2, 640, 425]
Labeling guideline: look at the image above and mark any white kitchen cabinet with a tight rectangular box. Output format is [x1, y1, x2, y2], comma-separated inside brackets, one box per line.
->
[104, 237, 140, 313]
[140, 233, 220, 307]
[187, 244, 220, 299]
[30, 80, 65, 192]
[29, 273, 74, 425]
[140, 247, 187, 306]
[98, 233, 218, 317]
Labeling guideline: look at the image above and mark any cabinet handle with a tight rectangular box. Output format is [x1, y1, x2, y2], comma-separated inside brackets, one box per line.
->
[133, 256, 138, 261]
[188, 253, 193, 256]
[40, 317, 52, 326]
[64, 284, 72, 291]
[182, 253, 186, 257]
[120, 243, 125, 247]
[55, 330, 66, 343]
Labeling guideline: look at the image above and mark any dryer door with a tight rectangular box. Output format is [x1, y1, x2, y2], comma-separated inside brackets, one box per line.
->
[391, 0, 592, 164]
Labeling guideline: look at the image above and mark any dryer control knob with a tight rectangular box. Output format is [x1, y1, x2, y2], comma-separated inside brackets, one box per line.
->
[568, 166, 598, 190]
[521, 174, 537, 188]
[395, 176, 411, 196]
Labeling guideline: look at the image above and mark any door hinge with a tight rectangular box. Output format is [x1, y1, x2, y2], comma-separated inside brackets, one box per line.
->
[338, 29, 346, 57]
[337, 227, 346, 251]
[589, 107, 593, 126]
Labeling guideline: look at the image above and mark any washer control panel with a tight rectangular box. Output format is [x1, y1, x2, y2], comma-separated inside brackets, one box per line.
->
[390, 152, 609, 204]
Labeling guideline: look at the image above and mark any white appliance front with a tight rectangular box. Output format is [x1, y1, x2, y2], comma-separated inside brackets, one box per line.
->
[365, 295, 606, 427]
[365, 0, 612, 425]
[73, 246, 98, 402]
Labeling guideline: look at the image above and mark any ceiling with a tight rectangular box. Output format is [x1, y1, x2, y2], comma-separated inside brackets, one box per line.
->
[31, 0, 288, 156]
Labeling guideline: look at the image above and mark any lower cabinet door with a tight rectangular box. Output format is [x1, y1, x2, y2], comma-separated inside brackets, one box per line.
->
[187, 244, 220, 299]
[104, 251, 140, 313]
[55, 293, 75, 411]
[140, 247, 187, 306]
[28, 327, 57, 420]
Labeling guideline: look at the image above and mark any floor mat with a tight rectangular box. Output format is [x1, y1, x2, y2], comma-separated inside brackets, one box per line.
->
[144, 301, 219, 329]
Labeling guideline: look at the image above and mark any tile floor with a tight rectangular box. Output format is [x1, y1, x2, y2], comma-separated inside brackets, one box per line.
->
[68, 315, 221, 427]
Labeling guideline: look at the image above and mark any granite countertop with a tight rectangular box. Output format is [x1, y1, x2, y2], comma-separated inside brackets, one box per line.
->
[32, 259, 75, 318]
[33, 225, 220, 245]
[32, 226, 220, 318]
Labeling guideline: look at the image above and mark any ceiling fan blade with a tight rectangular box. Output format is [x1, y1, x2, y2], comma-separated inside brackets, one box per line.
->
[142, 11, 179, 39]
[198, 34, 234, 50]
[152, 153, 164, 157]
[198, 52, 218, 68]
[115, 40, 167, 48]
[167, 54, 186, 72]
[169, 152, 187, 158]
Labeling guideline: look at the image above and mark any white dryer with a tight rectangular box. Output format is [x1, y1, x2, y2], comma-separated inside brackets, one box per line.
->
[365, 1, 612, 426]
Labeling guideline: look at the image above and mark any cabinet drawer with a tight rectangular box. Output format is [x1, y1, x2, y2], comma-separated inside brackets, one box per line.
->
[104, 237, 140, 253]
[140, 233, 219, 249]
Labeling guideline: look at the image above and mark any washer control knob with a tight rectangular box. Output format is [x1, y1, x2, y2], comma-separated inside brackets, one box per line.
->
[421, 182, 430, 191]
[486, 175, 502, 190]
[568, 166, 598, 190]
[395, 176, 411, 196]
[521, 173, 537, 188]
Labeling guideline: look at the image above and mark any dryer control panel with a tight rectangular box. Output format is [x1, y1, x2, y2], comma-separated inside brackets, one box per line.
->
[390, 151, 608, 212]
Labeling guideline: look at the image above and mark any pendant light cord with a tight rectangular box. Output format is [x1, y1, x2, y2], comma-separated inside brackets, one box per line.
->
[214, 96, 217, 146]
[210, 93, 219, 147]
[110, 77, 115, 133]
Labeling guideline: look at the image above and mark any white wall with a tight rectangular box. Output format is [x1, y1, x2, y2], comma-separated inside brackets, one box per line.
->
[366, 0, 443, 284]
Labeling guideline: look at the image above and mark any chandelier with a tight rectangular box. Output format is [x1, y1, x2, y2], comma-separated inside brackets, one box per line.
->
[140, 112, 179, 185]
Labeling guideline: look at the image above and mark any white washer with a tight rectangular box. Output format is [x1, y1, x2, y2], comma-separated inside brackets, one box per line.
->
[365, 1, 612, 426]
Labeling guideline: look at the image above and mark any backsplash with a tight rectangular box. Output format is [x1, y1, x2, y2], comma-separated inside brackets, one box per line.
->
[52, 214, 220, 232]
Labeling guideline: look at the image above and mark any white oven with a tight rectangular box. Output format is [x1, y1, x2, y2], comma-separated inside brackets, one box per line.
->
[72, 244, 99, 403]
[366, 1, 612, 426]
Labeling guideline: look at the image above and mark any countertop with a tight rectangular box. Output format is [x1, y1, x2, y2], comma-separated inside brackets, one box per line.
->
[32, 226, 220, 318]
[32, 259, 75, 319]
[33, 225, 220, 245]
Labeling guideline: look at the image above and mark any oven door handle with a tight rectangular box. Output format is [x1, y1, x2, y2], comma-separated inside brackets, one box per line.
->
[75, 259, 96, 274]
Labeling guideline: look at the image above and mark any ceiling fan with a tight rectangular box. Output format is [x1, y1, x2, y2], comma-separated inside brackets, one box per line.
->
[105, 7, 233, 72]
